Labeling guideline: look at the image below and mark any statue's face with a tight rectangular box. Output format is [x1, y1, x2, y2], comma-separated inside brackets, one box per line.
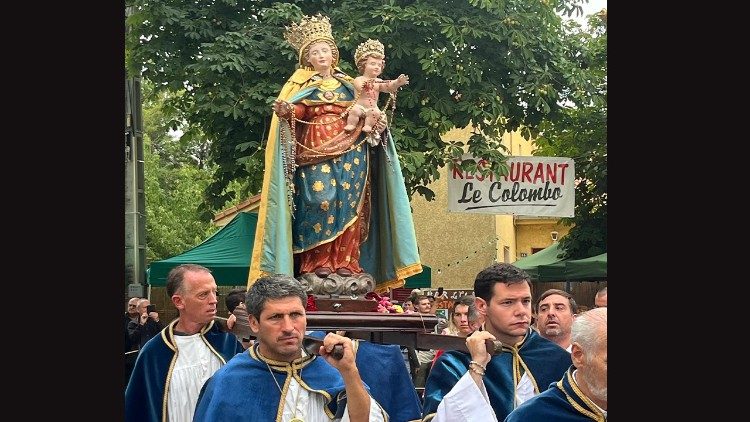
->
[362, 56, 383, 78]
[306, 41, 333, 73]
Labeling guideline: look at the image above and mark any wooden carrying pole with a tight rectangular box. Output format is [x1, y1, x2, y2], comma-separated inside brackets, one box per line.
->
[215, 306, 504, 356]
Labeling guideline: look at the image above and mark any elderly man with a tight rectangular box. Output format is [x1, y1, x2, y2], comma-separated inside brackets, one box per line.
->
[127, 298, 164, 350]
[536, 289, 578, 351]
[124, 297, 141, 387]
[504, 307, 607, 421]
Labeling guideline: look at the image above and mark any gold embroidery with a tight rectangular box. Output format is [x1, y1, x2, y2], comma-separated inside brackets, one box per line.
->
[320, 201, 330, 211]
[327, 215, 335, 224]
[330, 179, 337, 187]
[356, 146, 362, 152]
[325, 229, 332, 236]
[342, 182, 350, 190]
[343, 163, 352, 171]
[563, 370, 605, 421]
[345, 255, 351, 261]
[300, 173, 305, 178]
[313, 223, 322, 233]
[353, 157, 360, 165]
[312, 181, 324, 192]
[321, 164, 331, 173]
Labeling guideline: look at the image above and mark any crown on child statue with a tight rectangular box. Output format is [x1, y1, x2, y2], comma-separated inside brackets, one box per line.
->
[284, 14, 335, 56]
[354, 39, 385, 64]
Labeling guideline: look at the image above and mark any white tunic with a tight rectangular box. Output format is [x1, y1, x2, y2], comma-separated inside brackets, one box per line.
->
[431, 371, 536, 422]
[167, 333, 223, 422]
[280, 376, 387, 422]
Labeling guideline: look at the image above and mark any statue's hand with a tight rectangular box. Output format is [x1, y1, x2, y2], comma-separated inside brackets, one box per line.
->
[273, 99, 292, 118]
[373, 113, 388, 134]
[397, 74, 410, 87]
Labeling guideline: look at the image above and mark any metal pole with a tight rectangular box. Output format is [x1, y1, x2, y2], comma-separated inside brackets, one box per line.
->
[125, 5, 147, 298]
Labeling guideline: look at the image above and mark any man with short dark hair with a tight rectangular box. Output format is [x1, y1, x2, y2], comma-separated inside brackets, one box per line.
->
[194, 274, 387, 421]
[125, 264, 243, 422]
[536, 289, 578, 351]
[423, 263, 572, 421]
[505, 308, 607, 421]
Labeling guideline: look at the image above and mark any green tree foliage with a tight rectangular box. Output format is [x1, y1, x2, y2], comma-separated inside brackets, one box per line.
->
[126, 0, 589, 216]
[141, 81, 219, 263]
[533, 13, 606, 259]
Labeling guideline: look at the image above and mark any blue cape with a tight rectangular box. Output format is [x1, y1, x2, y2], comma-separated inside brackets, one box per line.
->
[124, 319, 244, 422]
[422, 329, 571, 421]
[308, 331, 423, 421]
[504, 366, 606, 422]
[194, 343, 354, 421]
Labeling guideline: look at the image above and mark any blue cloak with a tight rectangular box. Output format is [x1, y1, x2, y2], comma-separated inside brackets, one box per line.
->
[422, 329, 571, 421]
[505, 366, 605, 422]
[193, 343, 364, 421]
[307, 331, 423, 421]
[504, 366, 606, 422]
[124, 319, 244, 422]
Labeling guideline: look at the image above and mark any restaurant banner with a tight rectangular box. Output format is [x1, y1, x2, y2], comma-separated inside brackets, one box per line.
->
[447, 155, 575, 217]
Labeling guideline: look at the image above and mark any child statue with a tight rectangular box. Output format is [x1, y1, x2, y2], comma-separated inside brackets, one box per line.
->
[343, 39, 409, 134]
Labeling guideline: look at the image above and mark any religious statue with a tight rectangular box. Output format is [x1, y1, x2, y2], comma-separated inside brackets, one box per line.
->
[249, 14, 422, 296]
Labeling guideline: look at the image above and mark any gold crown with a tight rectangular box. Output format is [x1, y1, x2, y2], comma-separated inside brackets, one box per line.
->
[284, 14, 335, 63]
[354, 39, 385, 64]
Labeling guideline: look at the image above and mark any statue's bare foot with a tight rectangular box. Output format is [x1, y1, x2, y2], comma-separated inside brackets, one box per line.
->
[343, 124, 355, 132]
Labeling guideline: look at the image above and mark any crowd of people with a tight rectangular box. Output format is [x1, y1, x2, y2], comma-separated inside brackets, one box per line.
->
[125, 262, 606, 421]
[125, 13, 607, 422]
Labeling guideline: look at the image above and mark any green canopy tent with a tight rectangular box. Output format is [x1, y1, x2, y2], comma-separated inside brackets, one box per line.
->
[537, 260, 567, 282]
[147, 212, 258, 286]
[512, 242, 566, 280]
[565, 253, 607, 280]
[537, 252, 607, 281]
[404, 265, 431, 288]
[514, 244, 607, 282]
